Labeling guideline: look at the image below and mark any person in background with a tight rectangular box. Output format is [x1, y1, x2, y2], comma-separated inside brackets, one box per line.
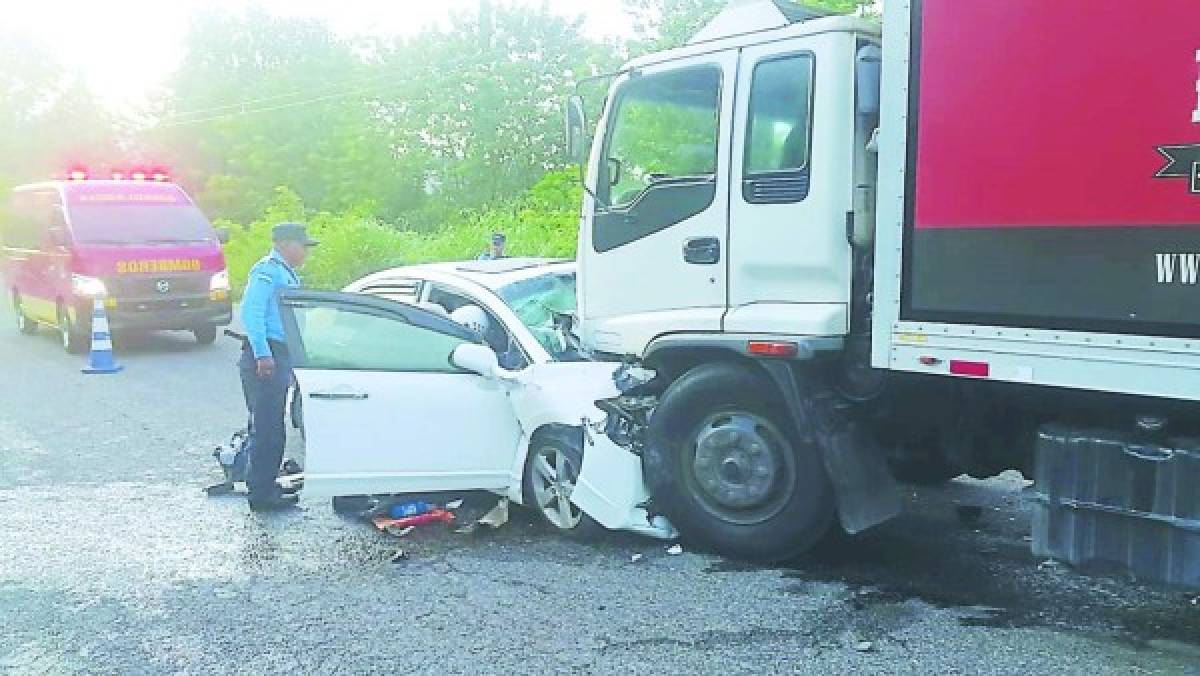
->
[239, 222, 318, 512]
[478, 232, 507, 260]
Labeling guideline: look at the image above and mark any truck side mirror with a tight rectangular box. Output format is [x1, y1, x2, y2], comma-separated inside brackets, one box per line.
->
[216, 227, 231, 244]
[856, 45, 882, 116]
[565, 94, 588, 163]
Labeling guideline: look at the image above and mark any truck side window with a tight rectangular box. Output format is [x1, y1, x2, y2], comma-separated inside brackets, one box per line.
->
[743, 53, 815, 204]
[594, 65, 721, 252]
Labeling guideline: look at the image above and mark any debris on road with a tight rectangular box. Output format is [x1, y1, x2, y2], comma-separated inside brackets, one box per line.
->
[854, 641, 874, 653]
[630, 553, 644, 563]
[372, 509, 455, 535]
[667, 544, 683, 556]
[390, 549, 409, 564]
[389, 500, 434, 519]
[454, 498, 510, 535]
[477, 498, 509, 529]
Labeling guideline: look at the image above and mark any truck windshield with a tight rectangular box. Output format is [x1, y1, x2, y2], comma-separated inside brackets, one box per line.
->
[497, 272, 584, 361]
[602, 66, 721, 207]
[67, 205, 217, 245]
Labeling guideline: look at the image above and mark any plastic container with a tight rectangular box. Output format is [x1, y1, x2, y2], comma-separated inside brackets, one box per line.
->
[389, 501, 433, 519]
[1031, 424, 1200, 589]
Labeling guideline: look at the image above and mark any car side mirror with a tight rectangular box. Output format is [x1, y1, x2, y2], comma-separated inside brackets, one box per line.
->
[565, 94, 588, 163]
[216, 227, 230, 244]
[451, 343, 500, 377]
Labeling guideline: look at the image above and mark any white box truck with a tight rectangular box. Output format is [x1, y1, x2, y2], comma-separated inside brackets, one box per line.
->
[566, 0, 1200, 586]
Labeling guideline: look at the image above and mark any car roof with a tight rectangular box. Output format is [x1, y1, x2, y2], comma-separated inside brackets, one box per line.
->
[363, 258, 574, 291]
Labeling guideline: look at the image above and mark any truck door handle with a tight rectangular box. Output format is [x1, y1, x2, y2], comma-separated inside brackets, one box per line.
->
[683, 237, 721, 265]
[309, 391, 369, 401]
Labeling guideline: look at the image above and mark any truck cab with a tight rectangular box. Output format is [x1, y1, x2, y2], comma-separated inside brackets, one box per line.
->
[572, 1, 880, 360]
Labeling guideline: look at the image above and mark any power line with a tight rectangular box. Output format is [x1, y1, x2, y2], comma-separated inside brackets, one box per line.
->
[157, 80, 405, 128]
[160, 70, 404, 124]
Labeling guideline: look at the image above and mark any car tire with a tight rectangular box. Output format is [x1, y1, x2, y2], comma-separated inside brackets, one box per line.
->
[521, 427, 602, 539]
[13, 294, 37, 335]
[57, 304, 88, 354]
[644, 362, 835, 563]
[193, 325, 218, 345]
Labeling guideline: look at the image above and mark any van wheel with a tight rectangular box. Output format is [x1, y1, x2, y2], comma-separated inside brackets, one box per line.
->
[57, 304, 87, 354]
[13, 294, 37, 335]
[644, 362, 835, 562]
[193, 325, 218, 345]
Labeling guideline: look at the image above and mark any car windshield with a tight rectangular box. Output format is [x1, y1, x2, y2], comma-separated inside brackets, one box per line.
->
[497, 271, 584, 361]
[68, 205, 217, 245]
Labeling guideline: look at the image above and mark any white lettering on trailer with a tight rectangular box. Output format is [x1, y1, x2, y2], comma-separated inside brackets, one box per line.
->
[1181, 254, 1199, 285]
[1157, 253, 1176, 284]
[1155, 253, 1200, 284]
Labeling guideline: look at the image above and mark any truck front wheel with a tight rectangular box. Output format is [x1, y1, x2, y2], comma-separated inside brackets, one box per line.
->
[645, 362, 835, 562]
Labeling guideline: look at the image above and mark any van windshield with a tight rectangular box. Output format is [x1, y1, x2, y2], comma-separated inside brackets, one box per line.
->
[68, 205, 217, 245]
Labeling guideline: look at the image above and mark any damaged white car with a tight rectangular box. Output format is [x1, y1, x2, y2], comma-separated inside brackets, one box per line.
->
[278, 259, 674, 540]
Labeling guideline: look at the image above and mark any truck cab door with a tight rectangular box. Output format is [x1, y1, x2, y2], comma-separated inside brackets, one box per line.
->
[726, 34, 856, 336]
[279, 290, 524, 498]
[578, 51, 738, 356]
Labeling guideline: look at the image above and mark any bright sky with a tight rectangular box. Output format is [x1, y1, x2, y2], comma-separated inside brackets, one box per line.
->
[6, 0, 633, 114]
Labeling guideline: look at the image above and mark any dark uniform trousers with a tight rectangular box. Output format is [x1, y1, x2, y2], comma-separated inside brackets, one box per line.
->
[238, 340, 294, 499]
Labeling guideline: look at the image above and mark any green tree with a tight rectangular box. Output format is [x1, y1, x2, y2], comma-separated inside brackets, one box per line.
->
[149, 10, 421, 222]
[0, 32, 119, 187]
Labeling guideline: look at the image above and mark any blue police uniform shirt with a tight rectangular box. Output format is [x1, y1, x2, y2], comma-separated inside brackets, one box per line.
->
[241, 249, 300, 358]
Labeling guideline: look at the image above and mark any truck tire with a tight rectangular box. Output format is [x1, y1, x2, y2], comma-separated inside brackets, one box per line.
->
[644, 362, 835, 562]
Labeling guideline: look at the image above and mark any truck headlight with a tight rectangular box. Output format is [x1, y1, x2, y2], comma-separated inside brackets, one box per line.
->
[71, 274, 107, 298]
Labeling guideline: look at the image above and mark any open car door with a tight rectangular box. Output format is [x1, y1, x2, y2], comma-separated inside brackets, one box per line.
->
[279, 290, 523, 498]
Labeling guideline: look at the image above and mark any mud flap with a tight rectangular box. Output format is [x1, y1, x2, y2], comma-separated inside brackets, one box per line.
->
[758, 360, 901, 535]
[821, 422, 901, 534]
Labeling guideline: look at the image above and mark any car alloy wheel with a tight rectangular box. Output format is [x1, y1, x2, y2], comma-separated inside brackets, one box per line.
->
[528, 444, 584, 530]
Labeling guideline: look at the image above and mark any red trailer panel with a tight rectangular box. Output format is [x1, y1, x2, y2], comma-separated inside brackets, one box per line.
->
[903, 0, 1200, 336]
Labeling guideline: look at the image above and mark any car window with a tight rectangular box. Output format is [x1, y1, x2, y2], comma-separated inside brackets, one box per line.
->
[293, 304, 469, 372]
[359, 279, 422, 304]
[427, 284, 529, 370]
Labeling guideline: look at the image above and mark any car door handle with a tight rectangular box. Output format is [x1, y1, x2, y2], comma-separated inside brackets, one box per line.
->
[683, 237, 721, 265]
[309, 391, 369, 401]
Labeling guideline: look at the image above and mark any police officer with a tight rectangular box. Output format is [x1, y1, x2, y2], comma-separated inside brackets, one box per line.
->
[478, 232, 506, 260]
[239, 222, 317, 511]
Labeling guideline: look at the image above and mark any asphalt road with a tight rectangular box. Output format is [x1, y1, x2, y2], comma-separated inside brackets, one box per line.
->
[1, 304, 1198, 675]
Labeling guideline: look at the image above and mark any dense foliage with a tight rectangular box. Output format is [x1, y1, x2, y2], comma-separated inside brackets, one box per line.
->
[0, 0, 873, 291]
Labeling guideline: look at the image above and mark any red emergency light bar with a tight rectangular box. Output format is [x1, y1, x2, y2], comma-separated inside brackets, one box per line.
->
[64, 166, 171, 182]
